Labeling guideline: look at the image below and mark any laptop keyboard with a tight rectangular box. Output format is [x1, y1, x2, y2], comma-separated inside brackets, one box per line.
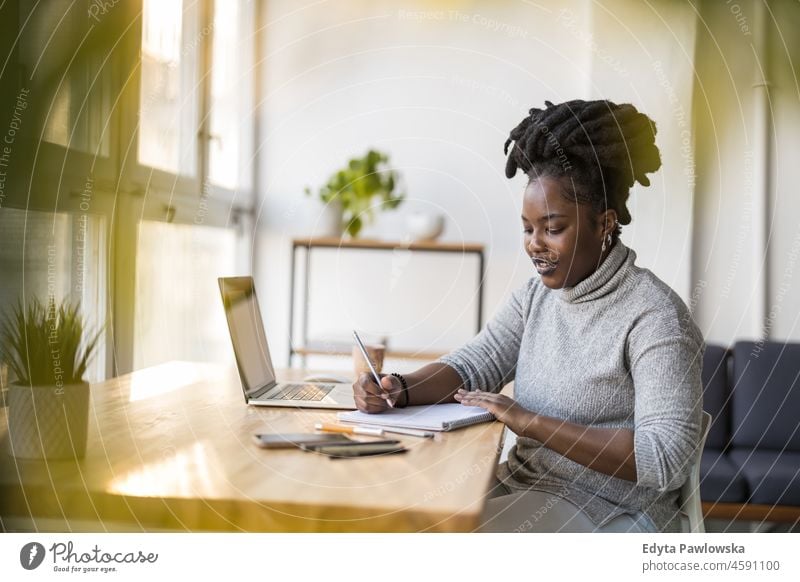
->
[269, 383, 334, 401]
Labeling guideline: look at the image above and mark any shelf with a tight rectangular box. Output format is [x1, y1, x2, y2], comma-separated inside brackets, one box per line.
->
[293, 345, 447, 361]
[292, 236, 485, 253]
[289, 236, 484, 367]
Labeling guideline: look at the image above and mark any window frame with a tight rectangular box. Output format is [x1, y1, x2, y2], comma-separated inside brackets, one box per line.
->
[110, 0, 257, 376]
[6, 0, 259, 379]
[18, 1, 141, 197]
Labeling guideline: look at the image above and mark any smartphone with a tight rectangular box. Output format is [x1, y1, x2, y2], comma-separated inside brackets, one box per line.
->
[307, 442, 407, 458]
[252, 433, 353, 449]
[299, 438, 400, 452]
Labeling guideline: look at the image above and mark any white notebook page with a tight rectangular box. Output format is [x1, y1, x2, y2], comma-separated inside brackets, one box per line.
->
[338, 403, 494, 431]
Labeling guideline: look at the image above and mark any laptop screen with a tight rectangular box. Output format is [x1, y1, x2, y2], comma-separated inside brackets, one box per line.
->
[218, 277, 276, 398]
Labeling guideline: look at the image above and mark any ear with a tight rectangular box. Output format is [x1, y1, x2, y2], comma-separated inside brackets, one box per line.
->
[597, 209, 618, 238]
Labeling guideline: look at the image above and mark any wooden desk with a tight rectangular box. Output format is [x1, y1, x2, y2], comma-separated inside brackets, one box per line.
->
[0, 362, 505, 532]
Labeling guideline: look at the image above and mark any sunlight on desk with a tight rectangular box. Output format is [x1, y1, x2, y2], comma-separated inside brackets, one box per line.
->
[1, 362, 505, 532]
[128, 362, 224, 402]
[108, 441, 219, 498]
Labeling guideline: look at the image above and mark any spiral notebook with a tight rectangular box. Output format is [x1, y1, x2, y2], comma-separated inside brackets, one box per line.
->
[337, 403, 495, 432]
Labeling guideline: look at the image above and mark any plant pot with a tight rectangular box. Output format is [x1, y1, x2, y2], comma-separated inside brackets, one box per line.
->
[6, 382, 90, 460]
[313, 198, 345, 238]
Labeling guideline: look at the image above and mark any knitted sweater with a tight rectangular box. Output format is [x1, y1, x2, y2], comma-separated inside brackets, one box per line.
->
[438, 239, 705, 532]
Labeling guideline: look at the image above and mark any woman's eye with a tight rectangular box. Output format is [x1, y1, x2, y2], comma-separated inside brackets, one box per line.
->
[523, 227, 532, 234]
[547, 228, 563, 235]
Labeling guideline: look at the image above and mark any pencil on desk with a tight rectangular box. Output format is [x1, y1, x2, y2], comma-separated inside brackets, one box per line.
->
[369, 425, 435, 439]
[315, 422, 384, 437]
[316, 422, 435, 439]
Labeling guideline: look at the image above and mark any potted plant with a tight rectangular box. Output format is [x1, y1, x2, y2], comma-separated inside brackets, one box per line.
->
[1, 297, 101, 459]
[305, 149, 404, 238]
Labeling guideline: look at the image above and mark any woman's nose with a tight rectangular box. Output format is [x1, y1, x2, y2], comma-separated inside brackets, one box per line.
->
[527, 230, 545, 253]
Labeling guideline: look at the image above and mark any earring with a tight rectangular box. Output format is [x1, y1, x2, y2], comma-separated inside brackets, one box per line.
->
[601, 233, 612, 253]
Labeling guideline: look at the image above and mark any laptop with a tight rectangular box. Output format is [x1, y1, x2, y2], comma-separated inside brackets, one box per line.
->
[218, 276, 356, 409]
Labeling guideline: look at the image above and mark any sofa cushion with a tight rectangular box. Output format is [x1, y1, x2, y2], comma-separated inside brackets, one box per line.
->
[700, 448, 749, 503]
[701, 344, 730, 450]
[728, 448, 800, 506]
[730, 341, 800, 450]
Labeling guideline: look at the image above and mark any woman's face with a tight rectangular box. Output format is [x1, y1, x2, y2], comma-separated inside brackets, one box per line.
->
[521, 176, 612, 289]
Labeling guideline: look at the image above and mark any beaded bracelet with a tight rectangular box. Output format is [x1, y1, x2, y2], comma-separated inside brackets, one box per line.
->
[390, 372, 409, 408]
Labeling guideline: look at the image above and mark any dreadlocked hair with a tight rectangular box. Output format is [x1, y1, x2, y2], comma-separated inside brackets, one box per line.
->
[503, 99, 661, 240]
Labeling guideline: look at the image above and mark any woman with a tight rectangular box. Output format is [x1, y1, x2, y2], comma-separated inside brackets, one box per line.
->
[352, 99, 705, 533]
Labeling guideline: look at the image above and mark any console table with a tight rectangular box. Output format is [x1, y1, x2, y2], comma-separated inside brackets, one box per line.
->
[289, 237, 485, 367]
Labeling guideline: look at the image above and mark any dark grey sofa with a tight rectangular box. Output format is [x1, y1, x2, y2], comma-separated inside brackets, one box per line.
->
[700, 341, 800, 522]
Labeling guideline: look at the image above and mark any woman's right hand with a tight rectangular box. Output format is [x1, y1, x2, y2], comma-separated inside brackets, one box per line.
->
[352, 372, 403, 413]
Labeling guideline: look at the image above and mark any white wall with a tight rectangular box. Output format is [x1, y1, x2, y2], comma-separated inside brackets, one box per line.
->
[255, 0, 590, 370]
[767, 0, 800, 342]
[254, 0, 800, 372]
[587, 0, 698, 300]
[691, 0, 800, 345]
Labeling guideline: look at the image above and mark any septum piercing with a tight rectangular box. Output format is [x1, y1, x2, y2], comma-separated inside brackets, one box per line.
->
[529, 246, 559, 264]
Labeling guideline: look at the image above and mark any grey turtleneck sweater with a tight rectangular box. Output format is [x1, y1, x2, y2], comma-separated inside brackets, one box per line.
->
[438, 239, 704, 532]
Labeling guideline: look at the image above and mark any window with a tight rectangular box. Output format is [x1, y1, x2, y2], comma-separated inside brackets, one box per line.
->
[127, 0, 256, 373]
[133, 220, 237, 369]
[0, 208, 107, 382]
[135, 0, 255, 198]
[207, 0, 255, 194]
[138, 0, 199, 176]
[3, 0, 258, 379]
[43, 52, 113, 158]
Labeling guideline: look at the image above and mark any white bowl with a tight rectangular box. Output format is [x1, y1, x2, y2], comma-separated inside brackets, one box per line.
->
[407, 212, 444, 241]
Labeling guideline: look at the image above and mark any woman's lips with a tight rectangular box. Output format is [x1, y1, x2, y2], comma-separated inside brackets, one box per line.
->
[532, 257, 557, 275]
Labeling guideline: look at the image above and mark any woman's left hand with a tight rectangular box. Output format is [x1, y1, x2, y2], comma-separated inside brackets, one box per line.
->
[454, 389, 535, 435]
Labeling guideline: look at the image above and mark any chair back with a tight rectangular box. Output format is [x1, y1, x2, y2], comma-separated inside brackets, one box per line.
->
[680, 411, 712, 533]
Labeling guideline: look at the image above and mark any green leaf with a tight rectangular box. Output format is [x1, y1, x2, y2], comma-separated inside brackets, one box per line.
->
[0, 296, 103, 386]
[304, 148, 403, 237]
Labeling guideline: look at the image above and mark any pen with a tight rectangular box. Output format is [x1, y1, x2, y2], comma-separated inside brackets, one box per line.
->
[367, 425, 435, 439]
[315, 422, 384, 437]
[352, 329, 393, 408]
